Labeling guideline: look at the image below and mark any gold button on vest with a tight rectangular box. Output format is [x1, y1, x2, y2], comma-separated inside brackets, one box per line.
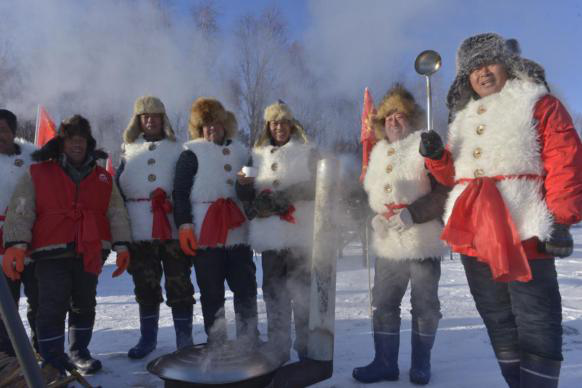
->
[384, 184, 392, 193]
[148, 174, 157, 182]
[147, 158, 156, 165]
[273, 180, 280, 188]
[477, 105, 486, 115]
[222, 148, 230, 155]
[271, 163, 278, 171]
[387, 148, 395, 156]
[14, 159, 23, 167]
[148, 144, 157, 151]
[385, 164, 393, 173]
[226, 178, 234, 185]
[476, 124, 485, 135]
[224, 164, 232, 172]
[473, 148, 482, 159]
[474, 168, 484, 178]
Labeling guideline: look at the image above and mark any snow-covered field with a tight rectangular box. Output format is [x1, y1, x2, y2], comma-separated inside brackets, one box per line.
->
[17, 229, 582, 387]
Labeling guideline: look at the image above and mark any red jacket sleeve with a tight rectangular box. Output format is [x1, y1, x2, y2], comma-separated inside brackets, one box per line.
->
[424, 149, 456, 187]
[536, 95, 582, 225]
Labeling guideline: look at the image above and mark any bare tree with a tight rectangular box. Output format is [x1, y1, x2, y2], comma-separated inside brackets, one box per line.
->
[192, 0, 220, 36]
[228, 7, 288, 146]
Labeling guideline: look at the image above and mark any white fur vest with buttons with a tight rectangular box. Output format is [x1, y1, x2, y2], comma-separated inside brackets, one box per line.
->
[364, 131, 446, 260]
[184, 139, 248, 248]
[0, 139, 35, 220]
[445, 79, 553, 241]
[118, 136, 182, 241]
[249, 140, 315, 252]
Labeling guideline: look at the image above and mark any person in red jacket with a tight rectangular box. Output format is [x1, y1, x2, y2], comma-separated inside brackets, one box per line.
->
[1, 115, 132, 378]
[420, 33, 582, 388]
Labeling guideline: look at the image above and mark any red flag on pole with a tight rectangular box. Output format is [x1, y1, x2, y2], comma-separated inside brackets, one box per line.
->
[35, 105, 57, 147]
[360, 88, 377, 183]
[106, 156, 116, 176]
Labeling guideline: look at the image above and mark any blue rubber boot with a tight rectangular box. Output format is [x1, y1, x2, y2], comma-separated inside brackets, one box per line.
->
[128, 305, 159, 359]
[352, 331, 400, 383]
[172, 305, 193, 350]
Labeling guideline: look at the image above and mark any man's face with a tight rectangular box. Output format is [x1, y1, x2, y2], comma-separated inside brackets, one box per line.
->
[139, 113, 163, 138]
[0, 119, 15, 155]
[202, 122, 225, 144]
[384, 112, 412, 143]
[269, 120, 291, 146]
[469, 63, 509, 98]
[62, 135, 88, 166]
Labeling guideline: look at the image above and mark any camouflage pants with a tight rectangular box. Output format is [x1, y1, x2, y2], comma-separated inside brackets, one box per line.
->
[127, 240, 195, 308]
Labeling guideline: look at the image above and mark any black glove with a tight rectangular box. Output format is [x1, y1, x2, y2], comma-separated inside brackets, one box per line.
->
[253, 191, 276, 218]
[541, 223, 573, 258]
[271, 191, 292, 215]
[419, 131, 444, 160]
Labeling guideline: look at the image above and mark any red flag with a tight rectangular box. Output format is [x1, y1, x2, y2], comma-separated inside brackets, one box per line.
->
[35, 106, 57, 147]
[106, 156, 116, 176]
[360, 88, 377, 183]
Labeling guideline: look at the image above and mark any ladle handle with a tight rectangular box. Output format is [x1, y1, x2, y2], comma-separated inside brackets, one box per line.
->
[425, 75, 433, 132]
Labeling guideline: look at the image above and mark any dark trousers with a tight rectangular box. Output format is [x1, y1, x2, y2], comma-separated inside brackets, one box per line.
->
[35, 258, 98, 359]
[192, 245, 258, 339]
[0, 263, 39, 355]
[461, 256, 563, 361]
[128, 240, 195, 309]
[372, 258, 442, 333]
[262, 248, 311, 356]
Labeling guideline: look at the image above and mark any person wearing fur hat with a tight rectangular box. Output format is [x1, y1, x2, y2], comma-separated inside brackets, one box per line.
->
[352, 85, 448, 385]
[0, 109, 39, 359]
[420, 33, 582, 388]
[236, 101, 317, 363]
[173, 97, 258, 346]
[116, 96, 195, 359]
[1, 114, 132, 376]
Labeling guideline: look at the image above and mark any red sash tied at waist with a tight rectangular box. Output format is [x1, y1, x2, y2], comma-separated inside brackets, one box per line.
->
[382, 203, 407, 219]
[199, 198, 245, 247]
[128, 188, 173, 241]
[441, 174, 542, 283]
[45, 206, 103, 275]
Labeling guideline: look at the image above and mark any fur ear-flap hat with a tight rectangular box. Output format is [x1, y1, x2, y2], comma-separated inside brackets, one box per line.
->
[188, 98, 238, 141]
[123, 96, 176, 143]
[371, 84, 424, 139]
[447, 33, 548, 116]
[255, 101, 309, 147]
[32, 114, 107, 162]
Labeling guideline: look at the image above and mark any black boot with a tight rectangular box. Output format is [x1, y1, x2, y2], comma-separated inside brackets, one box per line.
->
[409, 320, 437, 385]
[496, 349, 520, 388]
[352, 331, 400, 383]
[172, 305, 193, 350]
[38, 327, 68, 375]
[128, 304, 159, 359]
[520, 352, 560, 388]
[68, 322, 102, 374]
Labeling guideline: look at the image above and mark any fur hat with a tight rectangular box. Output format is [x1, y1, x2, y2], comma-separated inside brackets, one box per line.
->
[371, 84, 424, 139]
[188, 98, 237, 140]
[32, 114, 107, 162]
[123, 96, 176, 143]
[447, 33, 548, 116]
[0, 109, 17, 134]
[255, 101, 309, 147]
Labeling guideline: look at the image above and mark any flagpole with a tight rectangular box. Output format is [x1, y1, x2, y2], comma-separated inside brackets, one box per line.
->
[34, 104, 40, 146]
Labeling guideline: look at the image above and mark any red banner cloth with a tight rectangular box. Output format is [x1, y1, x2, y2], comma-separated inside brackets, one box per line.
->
[150, 188, 173, 241]
[441, 175, 542, 282]
[360, 88, 377, 183]
[35, 106, 57, 147]
[382, 203, 408, 220]
[199, 198, 245, 247]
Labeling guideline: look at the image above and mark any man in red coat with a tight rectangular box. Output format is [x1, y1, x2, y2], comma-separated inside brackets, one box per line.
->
[420, 33, 582, 388]
[1, 115, 132, 378]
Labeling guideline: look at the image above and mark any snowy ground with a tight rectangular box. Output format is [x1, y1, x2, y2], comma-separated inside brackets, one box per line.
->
[17, 228, 582, 387]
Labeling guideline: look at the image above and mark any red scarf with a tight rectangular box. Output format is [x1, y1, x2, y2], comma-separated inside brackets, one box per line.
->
[441, 175, 541, 282]
[199, 198, 245, 247]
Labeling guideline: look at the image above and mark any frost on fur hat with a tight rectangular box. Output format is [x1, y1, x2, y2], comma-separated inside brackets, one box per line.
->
[255, 101, 308, 147]
[371, 84, 424, 139]
[123, 96, 176, 143]
[188, 98, 237, 140]
[447, 33, 548, 116]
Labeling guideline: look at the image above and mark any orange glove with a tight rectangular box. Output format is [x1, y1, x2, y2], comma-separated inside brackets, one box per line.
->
[112, 249, 130, 278]
[179, 224, 198, 256]
[2, 246, 26, 281]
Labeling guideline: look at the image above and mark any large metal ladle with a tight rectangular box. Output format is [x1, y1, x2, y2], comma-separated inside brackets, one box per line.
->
[414, 50, 442, 132]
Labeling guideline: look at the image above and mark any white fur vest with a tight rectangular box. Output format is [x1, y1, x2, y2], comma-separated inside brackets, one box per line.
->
[0, 139, 35, 218]
[364, 132, 446, 260]
[249, 140, 315, 252]
[118, 136, 182, 241]
[445, 79, 553, 241]
[184, 139, 248, 248]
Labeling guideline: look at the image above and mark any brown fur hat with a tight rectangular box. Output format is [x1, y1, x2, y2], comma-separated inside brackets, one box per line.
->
[123, 96, 176, 143]
[371, 84, 424, 140]
[255, 101, 309, 147]
[188, 98, 237, 140]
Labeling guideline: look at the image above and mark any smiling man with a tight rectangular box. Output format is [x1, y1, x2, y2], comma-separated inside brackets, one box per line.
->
[420, 33, 582, 388]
